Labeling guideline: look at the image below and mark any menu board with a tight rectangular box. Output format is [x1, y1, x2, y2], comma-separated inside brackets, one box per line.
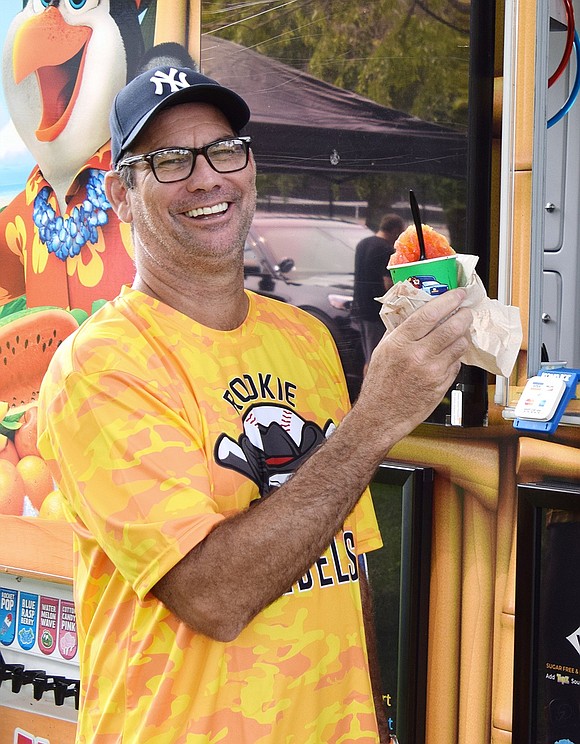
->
[0, 576, 77, 667]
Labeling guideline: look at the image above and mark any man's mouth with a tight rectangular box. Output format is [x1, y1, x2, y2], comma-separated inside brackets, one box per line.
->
[184, 202, 228, 218]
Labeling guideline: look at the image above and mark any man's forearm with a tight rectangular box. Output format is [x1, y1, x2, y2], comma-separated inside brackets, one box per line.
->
[153, 289, 471, 641]
[153, 407, 390, 641]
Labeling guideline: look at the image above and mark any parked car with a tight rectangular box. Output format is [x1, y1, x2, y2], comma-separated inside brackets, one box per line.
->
[243, 214, 374, 400]
[407, 274, 450, 295]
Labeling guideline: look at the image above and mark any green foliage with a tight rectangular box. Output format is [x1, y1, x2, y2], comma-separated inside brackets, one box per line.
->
[0, 410, 23, 436]
[366, 480, 404, 703]
[202, 0, 471, 228]
[202, 0, 469, 125]
[0, 296, 27, 321]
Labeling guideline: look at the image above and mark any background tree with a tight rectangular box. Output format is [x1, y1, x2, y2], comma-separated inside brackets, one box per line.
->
[201, 0, 471, 247]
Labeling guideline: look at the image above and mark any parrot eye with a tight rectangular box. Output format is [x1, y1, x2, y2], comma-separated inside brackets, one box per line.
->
[35, 0, 99, 11]
[68, 0, 100, 10]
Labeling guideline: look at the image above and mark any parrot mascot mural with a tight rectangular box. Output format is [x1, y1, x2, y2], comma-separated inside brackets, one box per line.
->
[0, 0, 151, 314]
[0, 0, 156, 516]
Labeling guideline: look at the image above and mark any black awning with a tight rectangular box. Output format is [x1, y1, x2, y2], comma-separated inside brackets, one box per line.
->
[201, 36, 467, 180]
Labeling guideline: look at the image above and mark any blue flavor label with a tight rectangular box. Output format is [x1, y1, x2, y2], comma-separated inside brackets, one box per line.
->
[0, 587, 18, 646]
[17, 591, 39, 650]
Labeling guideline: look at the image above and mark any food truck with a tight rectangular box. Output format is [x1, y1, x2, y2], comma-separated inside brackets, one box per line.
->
[0, 1, 578, 742]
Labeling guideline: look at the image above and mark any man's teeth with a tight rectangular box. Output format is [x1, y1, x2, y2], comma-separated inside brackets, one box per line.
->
[185, 202, 228, 218]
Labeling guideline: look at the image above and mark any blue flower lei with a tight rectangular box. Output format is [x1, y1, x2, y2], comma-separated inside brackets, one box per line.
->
[32, 169, 111, 261]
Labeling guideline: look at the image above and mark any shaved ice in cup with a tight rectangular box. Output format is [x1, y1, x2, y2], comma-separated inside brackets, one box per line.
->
[388, 224, 457, 295]
[390, 224, 455, 264]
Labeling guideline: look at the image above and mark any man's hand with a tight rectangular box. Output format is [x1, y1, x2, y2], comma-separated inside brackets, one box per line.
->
[354, 288, 471, 448]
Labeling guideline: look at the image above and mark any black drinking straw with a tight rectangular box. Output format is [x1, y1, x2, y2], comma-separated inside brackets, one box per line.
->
[409, 190, 426, 261]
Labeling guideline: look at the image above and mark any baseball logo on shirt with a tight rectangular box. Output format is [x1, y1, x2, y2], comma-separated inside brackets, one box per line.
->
[215, 403, 335, 496]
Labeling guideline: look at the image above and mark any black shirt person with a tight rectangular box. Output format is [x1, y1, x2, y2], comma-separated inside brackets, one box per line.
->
[353, 214, 405, 370]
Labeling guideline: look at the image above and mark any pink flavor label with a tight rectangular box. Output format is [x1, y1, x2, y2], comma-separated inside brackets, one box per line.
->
[58, 599, 78, 660]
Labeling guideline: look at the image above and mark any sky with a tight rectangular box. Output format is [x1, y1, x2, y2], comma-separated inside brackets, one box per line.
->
[1, 1, 37, 203]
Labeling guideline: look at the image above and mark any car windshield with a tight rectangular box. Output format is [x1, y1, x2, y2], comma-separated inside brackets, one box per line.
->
[255, 222, 369, 278]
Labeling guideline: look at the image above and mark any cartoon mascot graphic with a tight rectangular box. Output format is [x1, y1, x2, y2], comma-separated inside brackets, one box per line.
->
[216, 404, 336, 497]
[0, 2, 198, 518]
[0, 0, 149, 313]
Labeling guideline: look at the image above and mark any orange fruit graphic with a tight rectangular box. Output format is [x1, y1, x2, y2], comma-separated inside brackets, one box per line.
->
[0, 437, 19, 466]
[16, 455, 54, 511]
[39, 489, 68, 521]
[0, 460, 26, 515]
[14, 405, 40, 458]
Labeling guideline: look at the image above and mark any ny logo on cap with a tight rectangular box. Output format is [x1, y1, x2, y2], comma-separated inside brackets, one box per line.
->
[150, 68, 190, 96]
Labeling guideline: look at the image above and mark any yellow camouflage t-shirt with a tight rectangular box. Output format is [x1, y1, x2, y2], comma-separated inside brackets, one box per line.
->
[38, 286, 383, 743]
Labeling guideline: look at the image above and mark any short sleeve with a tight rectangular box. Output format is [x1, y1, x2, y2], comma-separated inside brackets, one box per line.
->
[38, 368, 224, 600]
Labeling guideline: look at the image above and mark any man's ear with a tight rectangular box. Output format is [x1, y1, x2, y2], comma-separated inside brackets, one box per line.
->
[105, 171, 133, 223]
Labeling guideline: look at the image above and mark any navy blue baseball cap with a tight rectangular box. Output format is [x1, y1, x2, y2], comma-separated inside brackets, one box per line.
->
[110, 66, 251, 166]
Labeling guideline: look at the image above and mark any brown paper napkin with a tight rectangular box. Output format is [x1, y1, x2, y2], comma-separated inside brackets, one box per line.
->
[377, 255, 522, 377]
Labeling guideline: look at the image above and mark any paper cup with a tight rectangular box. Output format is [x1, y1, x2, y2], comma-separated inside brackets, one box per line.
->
[389, 255, 457, 295]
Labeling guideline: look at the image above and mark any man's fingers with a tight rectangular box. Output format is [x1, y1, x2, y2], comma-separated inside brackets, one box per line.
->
[387, 292, 472, 363]
[394, 288, 468, 343]
[430, 307, 472, 355]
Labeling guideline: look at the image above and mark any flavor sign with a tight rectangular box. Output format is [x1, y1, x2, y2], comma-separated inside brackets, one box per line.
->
[58, 601, 77, 661]
[0, 587, 17, 645]
[0, 586, 77, 662]
[16, 592, 38, 651]
[38, 596, 59, 656]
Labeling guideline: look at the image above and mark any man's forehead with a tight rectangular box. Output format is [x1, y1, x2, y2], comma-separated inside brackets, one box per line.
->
[156, 100, 233, 125]
[133, 102, 235, 147]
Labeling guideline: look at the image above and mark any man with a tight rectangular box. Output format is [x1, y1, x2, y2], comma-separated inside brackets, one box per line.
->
[353, 213, 405, 370]
[38, 66, 471, 742]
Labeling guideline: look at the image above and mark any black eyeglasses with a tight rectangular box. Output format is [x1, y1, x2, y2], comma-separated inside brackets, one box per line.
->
[116, 136, 251, 183]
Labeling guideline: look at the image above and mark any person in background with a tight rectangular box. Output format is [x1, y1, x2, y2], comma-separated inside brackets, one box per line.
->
[38, 66, 471, 743]
[353, 213, 406, 372]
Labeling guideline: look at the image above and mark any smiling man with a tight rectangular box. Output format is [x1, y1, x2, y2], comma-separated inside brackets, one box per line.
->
[38, 66, 471, 743]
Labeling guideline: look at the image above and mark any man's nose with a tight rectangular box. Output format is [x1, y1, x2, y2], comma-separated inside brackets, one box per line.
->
[185, 153, 222, 189]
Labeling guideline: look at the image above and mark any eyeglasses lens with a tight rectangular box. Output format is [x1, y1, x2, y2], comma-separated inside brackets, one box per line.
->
[151, 140, 249, 182]
[152, 151, 192, 181]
